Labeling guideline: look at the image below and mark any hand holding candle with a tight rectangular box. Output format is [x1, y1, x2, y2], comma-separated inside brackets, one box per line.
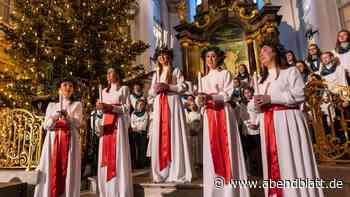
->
[197, 72, 202, 94]
[98, 84, 103, 102]
[254, 72, 259, 95]
[59, 93, 63, 111]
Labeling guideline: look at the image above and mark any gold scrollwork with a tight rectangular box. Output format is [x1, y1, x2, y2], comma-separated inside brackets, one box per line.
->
[194, 15, 210, 29]
[304, 80, 350, 162]
[239, 8, 259, 20]
[0, 108, 44, 170]
[176, 0, 188, 24]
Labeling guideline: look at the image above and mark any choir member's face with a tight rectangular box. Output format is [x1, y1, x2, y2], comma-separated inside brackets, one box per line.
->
[133, 84, 142, 93]
[107, 70, 117, 83]
[233, 79, 240, 88]
[321, 53, 332, 65]
[260, 46, 275, 68]
[243, 89, 253, 100]
[338, 31, 349, 43]
[157, 53, 170, 66]
[59, 81, 74, 99]
[308, 46, 318, 56]
[296, 62, 305, 73]
[239, 65, 247, 74]
[137, 101, 146, 111]
[286, 52, 294, 62]
[187, 95, 194, 103]
[206, 51, 218, 69]
[322, 94, 330, 103]
[190, 103, 198, 112]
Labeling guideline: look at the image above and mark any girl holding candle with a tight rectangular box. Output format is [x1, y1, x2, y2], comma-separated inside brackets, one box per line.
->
[93, 68, 133, 197]
[34, 78, 83, 197]
[196, 46, 249, 197]
[255, 44, 324, 197]
[148, 46, 192, 183]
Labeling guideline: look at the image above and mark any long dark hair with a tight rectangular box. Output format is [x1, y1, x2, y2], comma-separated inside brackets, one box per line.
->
[259, 44, 288, 84]
[54, 77, 77, 103]
[335, 29, 350, 53]
[238, 64, 249, 76]
[285, 50, 297, 65]
[201, 46, 225, 67]
[295, 60, 311, 74]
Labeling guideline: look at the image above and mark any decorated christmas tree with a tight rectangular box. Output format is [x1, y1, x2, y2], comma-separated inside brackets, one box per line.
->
[0, 0, 149, 108]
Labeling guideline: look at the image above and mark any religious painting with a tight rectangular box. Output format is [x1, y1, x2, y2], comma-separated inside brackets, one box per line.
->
[209, 24, 249, 76]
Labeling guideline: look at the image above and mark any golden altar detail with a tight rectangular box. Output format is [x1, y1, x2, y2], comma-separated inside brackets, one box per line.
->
[175, 0, 282, 80]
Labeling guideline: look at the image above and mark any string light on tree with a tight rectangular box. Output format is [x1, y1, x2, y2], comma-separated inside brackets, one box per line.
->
[0, 0, 149, 108]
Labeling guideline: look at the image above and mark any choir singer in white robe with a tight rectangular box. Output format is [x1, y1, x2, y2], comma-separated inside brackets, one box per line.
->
[196, 46, 250, 197]
[334, 29, 350, 81]
[149, 46, 192, 183]
[254, 44, 324, 197]
[34, 78, 82, 197]
[94, 68, 133, 197]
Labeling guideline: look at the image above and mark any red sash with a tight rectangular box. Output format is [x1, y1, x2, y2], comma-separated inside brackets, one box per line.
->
[263, 104, 298, 197]
[158, 92, 171, 171]
[101, 105, 119, 181]
[50, 119, 70, 197]
[206, 100, 232, 184]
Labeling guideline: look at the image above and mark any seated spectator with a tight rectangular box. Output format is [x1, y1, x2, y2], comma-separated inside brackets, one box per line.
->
[319, 51, 348, 92]
[232, 77, 242, 102]
[305, 44, 322, 73]
[237, 64, 250, 87]
[296, 60, 311, 83]
[286, 50, 297, 67]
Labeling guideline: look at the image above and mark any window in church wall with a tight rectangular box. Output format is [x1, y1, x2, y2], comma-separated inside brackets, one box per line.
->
[152, 0, 161, 25]
[339, 1, 350, 30]
[253, 0, 264, 9]
[153, 22, 163, 47]
[0, 0, 11, 23]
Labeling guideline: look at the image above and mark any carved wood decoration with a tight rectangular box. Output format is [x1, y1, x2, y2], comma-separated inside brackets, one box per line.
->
[174, 0, 282, 80]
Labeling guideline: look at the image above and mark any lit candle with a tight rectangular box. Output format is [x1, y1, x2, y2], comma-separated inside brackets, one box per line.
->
[156, 69, 160, 83]
[99, 84, 103, 102]
[197, 72, 202, 93]
[254, 72, 259, 95]
[59, 93, 63, 111]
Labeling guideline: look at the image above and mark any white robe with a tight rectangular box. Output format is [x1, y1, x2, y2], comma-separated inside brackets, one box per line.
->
[258, 67, 324, 197]
[317, 64, 348, 92]
[94, 85, 133, 197]
[198, 69, 249, 197]
[335, 50, 350, 74]
[149, 68, 192, 183]
[34, 101, 83, 197]
[238, 100, 260, 136]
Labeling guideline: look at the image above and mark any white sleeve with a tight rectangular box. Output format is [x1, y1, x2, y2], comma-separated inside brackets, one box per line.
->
[168, 69, 187, 93]
[211, 71, 234, 102]
[111, 86, 131, 114]
[43, 102, 57, 131]
[130, 113, 136, 130]
[247, 101, 259, 126]
[337, 67, 348, 86]
[123, 86, 131, 113]
[148, 72, 157, 96]
[67, 102, 83, 130]
[270, 67, 305, 105]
